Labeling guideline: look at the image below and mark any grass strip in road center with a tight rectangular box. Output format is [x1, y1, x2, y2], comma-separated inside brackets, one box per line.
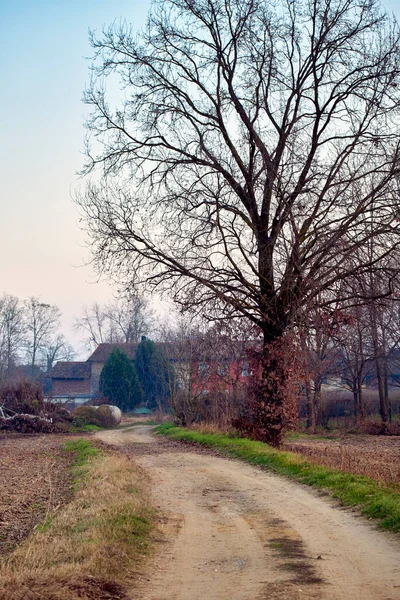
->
[0, 438, 154, 600]
[157, 424, 400, 533]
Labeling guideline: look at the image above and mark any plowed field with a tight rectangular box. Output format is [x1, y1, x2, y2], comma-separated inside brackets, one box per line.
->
[0, 435, 73, 555]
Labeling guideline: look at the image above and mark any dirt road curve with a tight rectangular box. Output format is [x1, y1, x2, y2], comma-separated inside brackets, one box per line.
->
[96, 426, 400, 600]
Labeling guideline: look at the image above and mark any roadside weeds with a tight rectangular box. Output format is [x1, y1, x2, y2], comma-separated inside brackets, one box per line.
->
[0, 439, 154, 600]
[157, 424, 400, 533]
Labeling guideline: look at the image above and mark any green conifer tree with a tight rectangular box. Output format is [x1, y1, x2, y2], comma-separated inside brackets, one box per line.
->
[134, 338, 173, 410]
[99, 348, 143, 412]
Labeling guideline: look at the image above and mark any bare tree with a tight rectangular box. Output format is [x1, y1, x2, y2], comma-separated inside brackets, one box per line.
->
[158, 316, 256, 425]
[365, 273, 399, 426]
[0, 294, 25, 379]
[44, 334, 75, 372]
[74, 302, 110, 349]
[104, 295, 153, 343]
[333, 304, 371, 423]
[24, 298, 62, 368]
[75, 295, 152, 350]
[78, 0, 400, 442]
[158, 318, 205, 426]
[299, 304, 341, 430]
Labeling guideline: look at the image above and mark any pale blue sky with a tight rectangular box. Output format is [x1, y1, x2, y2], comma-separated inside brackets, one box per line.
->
[0, 1, 151, 352]
[0, 0, 399, 354]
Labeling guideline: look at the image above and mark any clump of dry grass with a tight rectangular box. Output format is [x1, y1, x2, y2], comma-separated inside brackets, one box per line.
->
[189, 422, 235, 436]
[0, 442, 154, 600]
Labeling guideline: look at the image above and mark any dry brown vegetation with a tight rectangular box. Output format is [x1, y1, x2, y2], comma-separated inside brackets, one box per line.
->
[0, 435, 73, 555]
[284, 435, 400, 487]
[0, 440, 154, 600]
[0, 381, 73, 433]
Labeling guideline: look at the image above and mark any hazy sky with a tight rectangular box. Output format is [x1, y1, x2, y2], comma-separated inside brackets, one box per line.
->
[1, 0, 399, 355]
[0, 0, 151, 353]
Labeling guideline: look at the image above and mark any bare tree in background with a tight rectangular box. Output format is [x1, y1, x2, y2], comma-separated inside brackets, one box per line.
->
[44, 334, 75, 372]
[24, 298, 61, 369]
[74, 302, 109, 349]
[0, 295, 25, 379]
[157, 316, 257, 426]
[158, 318, 210, 426]
[75, 295, 152, 350]
[299, 302, 342, 430]
[78, 0, 400, 443]
[104, 295, 153, 343]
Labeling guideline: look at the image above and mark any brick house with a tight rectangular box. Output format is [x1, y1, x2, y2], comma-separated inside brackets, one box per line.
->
[49, 340, 252, 408]
[49, 343, 138, 407]
[50, 361, 93, 407]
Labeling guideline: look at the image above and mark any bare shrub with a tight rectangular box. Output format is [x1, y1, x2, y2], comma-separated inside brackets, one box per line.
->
[72, 406, 113, 428]
[0, 381, 45, 415]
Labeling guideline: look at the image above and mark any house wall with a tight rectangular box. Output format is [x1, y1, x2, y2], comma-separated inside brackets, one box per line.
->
[90, 362, 104, 394]
[191, 360, 250, 395]
[52, 379, 91, 395]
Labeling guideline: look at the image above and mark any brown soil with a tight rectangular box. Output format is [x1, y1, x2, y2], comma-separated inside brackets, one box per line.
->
[284, 434, 400, 486]
[96, 426, 400, 600]
[0, 434, 73, 555]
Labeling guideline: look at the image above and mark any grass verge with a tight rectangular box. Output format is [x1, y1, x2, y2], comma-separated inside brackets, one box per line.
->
[67, 423, 105, 433]
[0, 438, 154, 600]
[157, 423, 400, 533]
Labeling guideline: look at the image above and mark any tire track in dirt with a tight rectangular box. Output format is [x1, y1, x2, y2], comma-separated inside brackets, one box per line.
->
[96, 426, 400, 600]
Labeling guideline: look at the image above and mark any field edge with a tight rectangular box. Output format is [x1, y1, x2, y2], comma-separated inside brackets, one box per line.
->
[0, 437, 156, 600]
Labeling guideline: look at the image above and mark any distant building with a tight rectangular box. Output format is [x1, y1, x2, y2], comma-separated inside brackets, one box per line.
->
[48, 339, 253, 408]
[86, 343, 138, 395]
[48, 343, 138, 407]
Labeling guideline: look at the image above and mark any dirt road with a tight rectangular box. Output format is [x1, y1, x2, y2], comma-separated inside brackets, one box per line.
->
[96, 426, 400, 600]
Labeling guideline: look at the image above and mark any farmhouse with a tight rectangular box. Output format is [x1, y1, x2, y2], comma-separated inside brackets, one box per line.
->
[49, 338, 253, 408]
[49, 343, 138, 407]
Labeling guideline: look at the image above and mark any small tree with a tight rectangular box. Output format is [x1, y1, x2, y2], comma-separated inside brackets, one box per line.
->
[134, 338, 172, 411]
[99, 348, 143, 411]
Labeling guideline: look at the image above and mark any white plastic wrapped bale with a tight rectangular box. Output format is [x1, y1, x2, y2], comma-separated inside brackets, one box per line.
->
[96, 404, 122, 426]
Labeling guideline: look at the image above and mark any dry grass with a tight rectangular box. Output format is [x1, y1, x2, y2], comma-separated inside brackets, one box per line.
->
[284, 436, 400, 487]
[0, 441, 154, 600]
[188, 422, 234, 436]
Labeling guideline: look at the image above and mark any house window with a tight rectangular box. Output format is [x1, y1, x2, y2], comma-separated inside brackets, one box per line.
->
[217, 364, 228, 376]
[242, 361, 250, 376]
[198, 362, 209, 375]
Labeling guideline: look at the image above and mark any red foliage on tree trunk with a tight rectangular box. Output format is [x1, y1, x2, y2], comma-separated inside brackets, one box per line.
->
[233, 333, 302, 447]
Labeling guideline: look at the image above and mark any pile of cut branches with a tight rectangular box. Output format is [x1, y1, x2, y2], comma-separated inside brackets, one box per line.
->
[0, 382, 72, 433]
